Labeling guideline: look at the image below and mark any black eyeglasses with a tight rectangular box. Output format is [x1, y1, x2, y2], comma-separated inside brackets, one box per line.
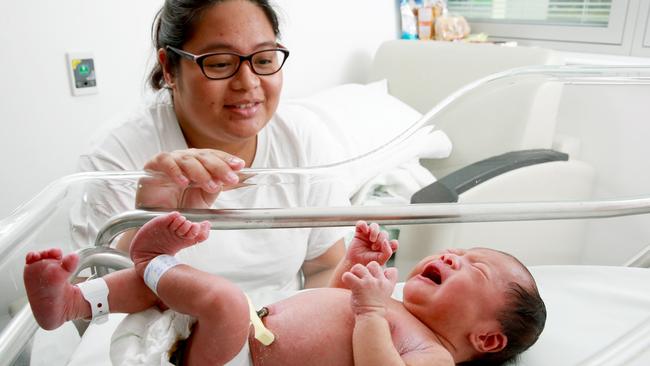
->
[166, 45, 290, 80]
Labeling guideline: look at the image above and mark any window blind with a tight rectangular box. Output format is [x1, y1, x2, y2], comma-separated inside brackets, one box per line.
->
[447, 0, 612, 27]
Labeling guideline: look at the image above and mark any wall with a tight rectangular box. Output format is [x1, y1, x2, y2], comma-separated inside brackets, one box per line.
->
[0, 0, 398, 219]
[275, 0, 398, 97]
[554, 83, 650, 265]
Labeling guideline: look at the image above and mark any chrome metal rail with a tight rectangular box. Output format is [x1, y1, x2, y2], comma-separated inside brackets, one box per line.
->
[625, 244, 650, 268]
[95, 197, 650, 247]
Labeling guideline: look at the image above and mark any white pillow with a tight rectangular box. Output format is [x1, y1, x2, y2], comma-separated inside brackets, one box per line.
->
[277, 80, 452, 199]
[280, 80, 421, 159]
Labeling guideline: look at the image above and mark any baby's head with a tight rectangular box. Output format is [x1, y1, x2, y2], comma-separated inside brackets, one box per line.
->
[402, 247, 546, 365]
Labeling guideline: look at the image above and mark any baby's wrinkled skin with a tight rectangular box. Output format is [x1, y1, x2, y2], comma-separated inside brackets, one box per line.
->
[249, 288, 445, 365]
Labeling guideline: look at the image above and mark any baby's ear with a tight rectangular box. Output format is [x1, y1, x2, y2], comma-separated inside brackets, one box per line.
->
[470, 331, 507, 354]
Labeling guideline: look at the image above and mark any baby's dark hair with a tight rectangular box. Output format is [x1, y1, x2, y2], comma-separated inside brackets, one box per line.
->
[148, 0, 281, 90]
[460, 252, 547, 366]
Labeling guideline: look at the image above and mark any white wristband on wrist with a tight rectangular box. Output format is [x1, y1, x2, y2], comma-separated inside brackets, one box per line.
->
[143, 254, 181, 296]
[77, 278, 110, 324]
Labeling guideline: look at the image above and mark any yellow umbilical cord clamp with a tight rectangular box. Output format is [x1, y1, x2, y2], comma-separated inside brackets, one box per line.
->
[246, 296, 275, 346]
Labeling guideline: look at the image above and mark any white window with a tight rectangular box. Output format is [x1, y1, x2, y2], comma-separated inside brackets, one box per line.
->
[645, 15, 650, 47]
[449, 0, 612, 26]
[446, 0, 649, 57]
[637, 1, 650, 51]
[632, 1, 650, 57]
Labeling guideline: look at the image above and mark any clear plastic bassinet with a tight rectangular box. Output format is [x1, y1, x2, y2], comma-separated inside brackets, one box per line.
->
[1, 65, 650, 366]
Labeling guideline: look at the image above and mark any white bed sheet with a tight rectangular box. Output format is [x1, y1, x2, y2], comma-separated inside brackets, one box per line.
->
[31, 265, 650, 366]
[522, 266, 650, 365]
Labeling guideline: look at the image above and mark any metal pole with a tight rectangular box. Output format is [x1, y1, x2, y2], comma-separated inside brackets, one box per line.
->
[95, 198, 650, 247]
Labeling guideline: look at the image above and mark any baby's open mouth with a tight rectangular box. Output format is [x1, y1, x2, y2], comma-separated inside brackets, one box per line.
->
[422, 263, 442, 285]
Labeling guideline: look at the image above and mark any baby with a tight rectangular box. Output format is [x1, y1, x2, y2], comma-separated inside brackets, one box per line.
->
[24, 212, 546, 366]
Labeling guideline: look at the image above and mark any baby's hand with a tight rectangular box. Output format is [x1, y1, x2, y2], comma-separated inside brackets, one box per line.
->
[346, 221, 398, 267]
[342, 262, 398, 317]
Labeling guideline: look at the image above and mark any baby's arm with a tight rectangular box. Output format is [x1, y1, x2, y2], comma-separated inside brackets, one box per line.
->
[329, 221, 398, 288]
[342, 262, 453, 366]
[342, 262, 404, 365]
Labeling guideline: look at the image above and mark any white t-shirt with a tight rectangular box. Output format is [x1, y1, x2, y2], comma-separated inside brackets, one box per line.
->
[75, 99, 350, 297]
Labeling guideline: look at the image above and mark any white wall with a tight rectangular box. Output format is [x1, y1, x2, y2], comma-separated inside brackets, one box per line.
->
[0, 1, 161, 219]
[276, 0, 398, 97]
[0, 0, 398, 219]
[554, 84, 650, 265]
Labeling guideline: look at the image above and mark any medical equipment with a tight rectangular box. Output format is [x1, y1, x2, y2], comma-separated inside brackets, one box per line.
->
[2, 44, 650, 364]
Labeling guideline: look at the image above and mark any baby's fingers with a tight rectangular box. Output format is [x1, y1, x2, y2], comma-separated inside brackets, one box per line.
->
[376, 237, 395, 262]
[366, 261, 384, 277]
[341, 271, 362, 289]
[349, 263, 371, 278]
[384, 267, 399, 287]
[368, 223, 380, 242]
[371, 230, 388, 249]
[354, 221, 369, 236]
[389, 239, 399, 253]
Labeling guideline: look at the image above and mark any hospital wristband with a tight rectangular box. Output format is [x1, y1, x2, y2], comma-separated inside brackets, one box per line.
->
[77, 278, 110, 324]
[143, 255, 181, 296]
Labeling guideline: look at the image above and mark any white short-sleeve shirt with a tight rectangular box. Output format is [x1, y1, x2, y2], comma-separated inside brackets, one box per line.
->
[76, 99, 350, 295]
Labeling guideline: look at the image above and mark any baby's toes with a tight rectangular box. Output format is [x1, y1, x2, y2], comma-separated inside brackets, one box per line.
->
[45, 248, 63, 260]
[25, 251, 42, 264]
[184, 222, 202, 239]
[194, 222, 211, 242]
[175, 220, 193, 236]
[61, 253, 79, 273]
[169, 215, 187, 231]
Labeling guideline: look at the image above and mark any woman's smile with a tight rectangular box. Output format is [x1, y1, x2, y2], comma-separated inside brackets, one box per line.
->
[224, 100, 263, 118]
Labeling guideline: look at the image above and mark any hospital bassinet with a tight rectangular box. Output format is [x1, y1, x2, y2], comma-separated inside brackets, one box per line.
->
[2, 44, 650, 365]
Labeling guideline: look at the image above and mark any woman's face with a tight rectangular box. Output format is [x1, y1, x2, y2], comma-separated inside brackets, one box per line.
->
[165, 0, 283, 150]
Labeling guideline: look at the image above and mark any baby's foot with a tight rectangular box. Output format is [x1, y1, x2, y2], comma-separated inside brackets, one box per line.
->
[130, 212, 210, 276]
[23, 248, 86, 330]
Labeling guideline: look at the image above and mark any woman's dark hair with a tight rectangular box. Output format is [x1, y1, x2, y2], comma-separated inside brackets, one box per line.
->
[148, 0, 280, 90]
[460, 256, 547, 366]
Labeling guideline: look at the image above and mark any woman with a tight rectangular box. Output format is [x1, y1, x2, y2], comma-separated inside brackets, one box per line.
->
[77, 0, 349, 298]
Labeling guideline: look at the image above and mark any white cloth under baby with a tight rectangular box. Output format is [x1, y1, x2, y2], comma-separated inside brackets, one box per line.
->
[110, 307, 252, 366]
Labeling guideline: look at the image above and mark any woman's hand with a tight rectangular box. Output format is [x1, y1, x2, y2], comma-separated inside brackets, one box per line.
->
[346, 221, 398, 267]
[136, 149, 245, 209]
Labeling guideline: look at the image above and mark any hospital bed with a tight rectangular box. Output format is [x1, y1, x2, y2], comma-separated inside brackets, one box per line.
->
[2, 41, 650, 365]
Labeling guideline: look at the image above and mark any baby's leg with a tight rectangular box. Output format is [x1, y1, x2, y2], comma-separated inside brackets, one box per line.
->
[24, 248, 158, 330]
[25, 213, 208, 331]
[163, 271, 251, 366]
[129, 211, 210, 277]
[131, 213, 250, 365]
